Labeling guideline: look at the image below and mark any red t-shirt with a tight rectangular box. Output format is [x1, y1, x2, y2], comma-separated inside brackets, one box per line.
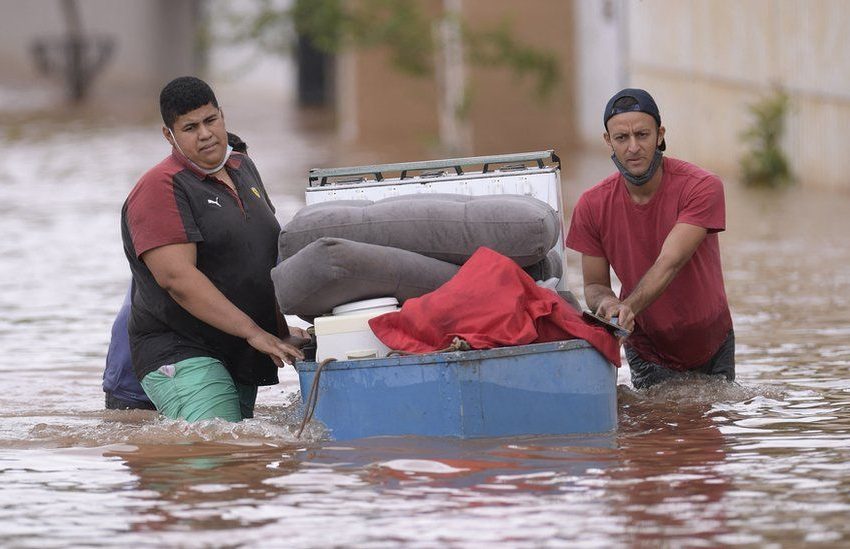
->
[565, 157, 732, 370]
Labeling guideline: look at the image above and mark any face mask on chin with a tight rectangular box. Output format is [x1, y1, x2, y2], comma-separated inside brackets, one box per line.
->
[611, 148, 664, 186]
[168, 128, 233, 176]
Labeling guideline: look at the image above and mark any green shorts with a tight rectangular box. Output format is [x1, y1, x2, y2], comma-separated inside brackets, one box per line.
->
[140, 356, 258, 422]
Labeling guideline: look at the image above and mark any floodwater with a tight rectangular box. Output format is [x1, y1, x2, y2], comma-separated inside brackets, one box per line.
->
[2, 89, 850, 548]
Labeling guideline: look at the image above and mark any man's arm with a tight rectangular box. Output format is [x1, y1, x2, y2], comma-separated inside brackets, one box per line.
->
[141, 242, 303, 367]
[581, 254, 618, 313]
[596, 222, 708, 332]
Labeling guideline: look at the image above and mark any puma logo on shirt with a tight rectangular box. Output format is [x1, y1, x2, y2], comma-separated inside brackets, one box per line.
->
[208, 197, 222, 208]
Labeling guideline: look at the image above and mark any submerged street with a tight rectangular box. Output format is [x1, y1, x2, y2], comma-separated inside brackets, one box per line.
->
[1, 83, 849, 546]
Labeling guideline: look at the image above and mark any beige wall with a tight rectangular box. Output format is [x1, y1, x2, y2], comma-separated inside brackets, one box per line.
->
[462, 0, 575, 156]
[341, 42, 441, 161]
[339, 0, 576, 161]
[336, 0, 441, 161]
[327, 0, 848, 189]
[627, 0, 850, 190]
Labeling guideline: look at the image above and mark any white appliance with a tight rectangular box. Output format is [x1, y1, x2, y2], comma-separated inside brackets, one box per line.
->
[304, 150, 567, 290]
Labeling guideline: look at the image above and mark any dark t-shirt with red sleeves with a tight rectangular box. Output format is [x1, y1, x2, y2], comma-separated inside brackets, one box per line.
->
[121, 149, 281, 386]
[566, 156, 733, 371]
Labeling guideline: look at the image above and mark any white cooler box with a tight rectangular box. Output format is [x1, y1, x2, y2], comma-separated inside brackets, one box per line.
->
[314, 297, 399, 362]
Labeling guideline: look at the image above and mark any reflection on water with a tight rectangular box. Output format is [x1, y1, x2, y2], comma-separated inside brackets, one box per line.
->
[1, 96, 849, 547]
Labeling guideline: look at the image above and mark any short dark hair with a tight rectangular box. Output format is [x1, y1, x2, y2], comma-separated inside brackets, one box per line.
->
[612, 95, 639, 112]
[159, 76, 219, 129]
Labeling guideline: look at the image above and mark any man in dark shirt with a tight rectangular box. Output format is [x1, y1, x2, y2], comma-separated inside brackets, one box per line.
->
[121, 76, 304, 421]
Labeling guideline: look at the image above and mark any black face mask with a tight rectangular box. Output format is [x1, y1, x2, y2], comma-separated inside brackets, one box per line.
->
[611, 148, 664, 186]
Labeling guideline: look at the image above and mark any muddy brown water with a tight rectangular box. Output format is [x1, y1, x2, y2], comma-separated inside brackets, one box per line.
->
[1, 99, 848, 548]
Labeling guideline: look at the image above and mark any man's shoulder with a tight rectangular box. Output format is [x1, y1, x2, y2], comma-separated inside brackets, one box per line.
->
[579, 172, 621, 203]
[124, 155, 187, 214]
[664, 157, 719, 183]
[134, 154, 185, 190]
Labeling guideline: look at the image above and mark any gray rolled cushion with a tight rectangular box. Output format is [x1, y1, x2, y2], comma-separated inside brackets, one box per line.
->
[272, 237, 460, 317]
[279, 193, 560, 267]
[523, 248, 563, 281]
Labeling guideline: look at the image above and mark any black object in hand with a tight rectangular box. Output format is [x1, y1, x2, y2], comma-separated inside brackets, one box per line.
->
[582, 310, 631, 339]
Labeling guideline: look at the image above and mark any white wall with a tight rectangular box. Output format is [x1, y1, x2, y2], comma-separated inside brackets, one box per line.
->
[574, 0, 624, 147]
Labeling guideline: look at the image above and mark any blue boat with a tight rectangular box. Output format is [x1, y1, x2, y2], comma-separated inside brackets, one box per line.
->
[295, 340, 617, 440]
[291, 150, 618, 440]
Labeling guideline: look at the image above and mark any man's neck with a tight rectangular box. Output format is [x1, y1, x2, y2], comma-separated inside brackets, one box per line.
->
[624, 164, 664, 205]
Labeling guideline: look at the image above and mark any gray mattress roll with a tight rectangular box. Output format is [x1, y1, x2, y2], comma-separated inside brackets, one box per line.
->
[523, 248, 563, 281]
[271, 237, 460, 317]
[278, 193, 560, 267]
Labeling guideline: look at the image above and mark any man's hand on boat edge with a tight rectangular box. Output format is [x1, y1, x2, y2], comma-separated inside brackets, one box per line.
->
[246, 328, 305, 367]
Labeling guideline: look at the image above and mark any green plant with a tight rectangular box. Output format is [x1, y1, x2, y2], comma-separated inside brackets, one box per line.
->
[739, 89, 794, 187]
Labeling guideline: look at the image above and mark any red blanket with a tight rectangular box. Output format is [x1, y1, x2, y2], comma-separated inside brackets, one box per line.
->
[369, 247, 621, 365]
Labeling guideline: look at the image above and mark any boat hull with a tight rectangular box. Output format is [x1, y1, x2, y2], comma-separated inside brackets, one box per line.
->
[295, 339, 618, 440]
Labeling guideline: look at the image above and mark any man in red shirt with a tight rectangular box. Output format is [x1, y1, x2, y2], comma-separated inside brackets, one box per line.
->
[566, 88, 734, 389]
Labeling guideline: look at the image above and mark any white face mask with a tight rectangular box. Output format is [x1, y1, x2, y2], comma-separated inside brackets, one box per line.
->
[168, 128, 233, 175]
